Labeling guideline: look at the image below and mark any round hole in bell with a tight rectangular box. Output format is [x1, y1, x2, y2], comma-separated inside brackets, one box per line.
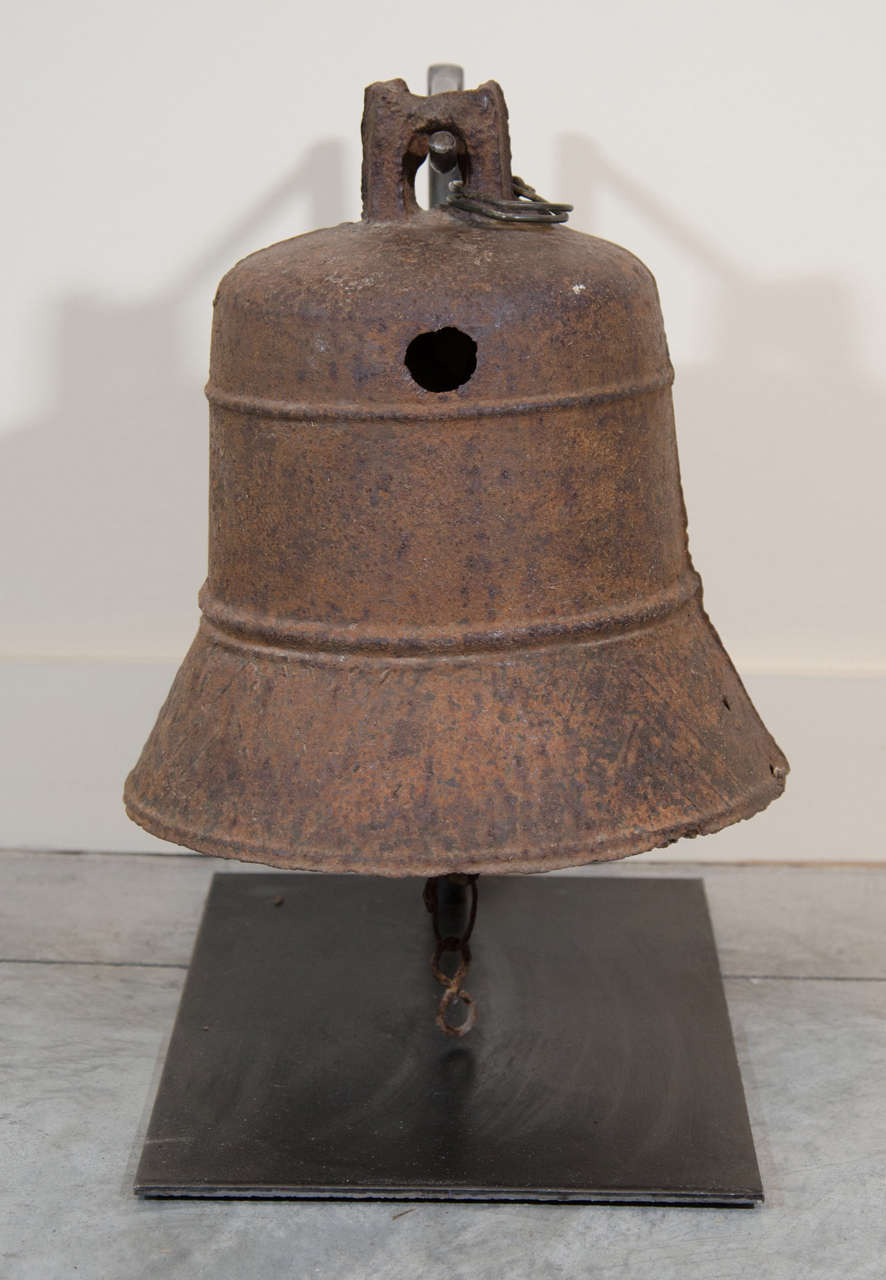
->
[405, 327, 477, 392]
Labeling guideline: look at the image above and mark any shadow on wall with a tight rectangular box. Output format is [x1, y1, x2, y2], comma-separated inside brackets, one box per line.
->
[558, 134, 886, 667]
[0, 140, 348, 658]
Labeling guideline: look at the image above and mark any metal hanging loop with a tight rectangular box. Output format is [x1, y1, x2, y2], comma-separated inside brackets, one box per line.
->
[446, 175, 572, 224]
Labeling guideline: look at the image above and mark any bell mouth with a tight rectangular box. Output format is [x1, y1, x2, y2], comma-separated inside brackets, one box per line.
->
[124, 785, 783, 877]
[124, 599, 787, 877]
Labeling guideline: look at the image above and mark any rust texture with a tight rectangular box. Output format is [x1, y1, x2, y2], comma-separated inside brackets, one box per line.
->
[124, 77, 788, 875]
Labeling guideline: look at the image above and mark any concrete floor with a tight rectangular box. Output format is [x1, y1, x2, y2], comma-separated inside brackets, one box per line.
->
[1, 852, 884, 1279]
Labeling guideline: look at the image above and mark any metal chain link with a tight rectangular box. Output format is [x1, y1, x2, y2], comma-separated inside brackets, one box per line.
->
[446, 175, 572, 224]
[422, 874, 479, 1037]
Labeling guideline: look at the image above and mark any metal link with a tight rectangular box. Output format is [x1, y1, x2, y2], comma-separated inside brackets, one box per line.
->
[446, 175, 572, 224]
[422, 874, 479, 1036]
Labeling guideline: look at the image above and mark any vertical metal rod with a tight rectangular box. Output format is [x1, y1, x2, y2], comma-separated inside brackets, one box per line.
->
[427, 64, 464, 207]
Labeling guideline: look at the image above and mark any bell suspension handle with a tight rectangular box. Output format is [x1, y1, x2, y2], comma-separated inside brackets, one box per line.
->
[361, 76, 513, 222]
[361, 73, 571, 225]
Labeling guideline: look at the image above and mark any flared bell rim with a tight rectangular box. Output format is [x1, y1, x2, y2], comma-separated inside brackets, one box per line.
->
[124, 776, 785, 877]
[124, 600, 788, 877]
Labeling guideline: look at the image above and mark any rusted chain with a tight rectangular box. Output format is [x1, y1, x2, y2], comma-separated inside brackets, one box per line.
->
[447, 175, 572, 224]
[422, 874, 479, 1037]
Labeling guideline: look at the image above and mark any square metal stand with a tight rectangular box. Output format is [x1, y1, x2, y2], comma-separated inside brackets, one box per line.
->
[135, 874, 762, 1205]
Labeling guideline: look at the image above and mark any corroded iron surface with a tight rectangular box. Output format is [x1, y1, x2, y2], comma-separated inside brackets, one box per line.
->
[125, 78, 788, 875]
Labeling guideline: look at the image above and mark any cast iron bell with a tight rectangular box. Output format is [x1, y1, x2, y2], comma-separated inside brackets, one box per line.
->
[125, 78, 788, 876]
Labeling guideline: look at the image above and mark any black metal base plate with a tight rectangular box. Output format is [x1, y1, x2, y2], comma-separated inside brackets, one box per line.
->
[135, 874, 762, 1205]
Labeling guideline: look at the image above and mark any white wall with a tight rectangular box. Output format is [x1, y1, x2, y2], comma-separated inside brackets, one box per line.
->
[1, 1, 884, 857]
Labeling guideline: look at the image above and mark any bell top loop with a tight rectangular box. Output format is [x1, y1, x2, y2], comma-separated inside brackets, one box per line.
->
[361, 78, 513, 222]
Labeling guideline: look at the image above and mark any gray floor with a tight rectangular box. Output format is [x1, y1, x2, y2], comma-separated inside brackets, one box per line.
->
[2, 852, 884, 1279]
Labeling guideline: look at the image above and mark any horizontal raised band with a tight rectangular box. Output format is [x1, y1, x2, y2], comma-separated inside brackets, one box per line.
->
[204, 369, 674, 423]
[198, 569, 701, 659]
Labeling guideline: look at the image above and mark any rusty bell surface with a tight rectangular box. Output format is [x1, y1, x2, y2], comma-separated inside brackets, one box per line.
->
[124, 78, 788, 875]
